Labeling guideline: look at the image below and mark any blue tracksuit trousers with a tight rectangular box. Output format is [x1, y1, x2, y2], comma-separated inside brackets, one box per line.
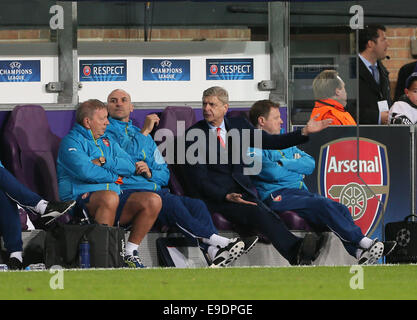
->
[0, 167, 42, 253]
[156, 189, 218, 241]
[265, 188, 365, 257]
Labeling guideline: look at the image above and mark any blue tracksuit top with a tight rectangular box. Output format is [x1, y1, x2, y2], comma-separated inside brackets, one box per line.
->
[249, 146, 315, 201]
[105, 117, 170, 191]
[57, 123, 136, 201]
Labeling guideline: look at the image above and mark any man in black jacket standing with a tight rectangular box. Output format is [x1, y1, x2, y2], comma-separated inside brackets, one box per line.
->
[183, 86, 332, 265]
[357, 25, 392, 124]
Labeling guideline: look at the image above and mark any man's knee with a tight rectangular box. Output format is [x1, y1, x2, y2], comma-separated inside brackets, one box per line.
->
[127, 192, 162, 216]
[148, 193, 162, 211]
[93, 190, 119, 209]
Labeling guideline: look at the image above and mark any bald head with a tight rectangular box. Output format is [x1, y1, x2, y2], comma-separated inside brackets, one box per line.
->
[107, 89, 134, 122]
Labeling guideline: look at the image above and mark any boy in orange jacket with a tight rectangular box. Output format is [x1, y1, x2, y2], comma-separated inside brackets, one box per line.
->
[309, 70, 356, 125]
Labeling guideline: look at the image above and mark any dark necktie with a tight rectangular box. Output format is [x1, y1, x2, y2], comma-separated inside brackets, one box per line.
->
[370, 65, 380, 84]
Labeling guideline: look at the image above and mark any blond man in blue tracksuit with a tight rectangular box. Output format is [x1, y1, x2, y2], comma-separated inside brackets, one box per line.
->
[105, 89, 259, 267]
[248, 99, 396, 264]
[57, 99, 162, 268]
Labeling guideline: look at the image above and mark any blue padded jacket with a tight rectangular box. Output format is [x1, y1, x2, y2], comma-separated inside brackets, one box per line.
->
[57, 123, 136, 201]
[249, 146, 315, 201]
[105, 117, 170, 191]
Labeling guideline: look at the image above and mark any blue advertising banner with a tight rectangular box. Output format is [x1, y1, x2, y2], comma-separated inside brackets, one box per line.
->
[143, 59, 190, 81]
[79, 59, 127, 82]
[0, 60, 40, 82]
[206, 58, 254, 80]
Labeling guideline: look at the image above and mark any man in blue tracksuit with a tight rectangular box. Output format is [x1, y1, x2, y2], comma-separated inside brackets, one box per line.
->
[0, 161, 75, 269]
[248, 99, 396, 264]
[57, 99, 162, 268]
[106, 89, 258, 267]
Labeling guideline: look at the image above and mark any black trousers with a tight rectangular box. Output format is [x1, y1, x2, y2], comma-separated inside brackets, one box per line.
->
[205, 193, 302, 263]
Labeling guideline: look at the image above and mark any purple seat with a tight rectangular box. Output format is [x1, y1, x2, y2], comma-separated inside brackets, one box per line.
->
[227, 109, 250, 120]
[2, 105, 72, 226]
[2, 105, 61, 201]
[278, 211, 313, 232]
[212, 210, 312, 232]
[156, 106, 196, 138]
[155, 106, 196, 196]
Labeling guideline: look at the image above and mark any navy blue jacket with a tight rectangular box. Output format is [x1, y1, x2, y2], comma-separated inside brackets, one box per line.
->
[184, 116, 309, 203]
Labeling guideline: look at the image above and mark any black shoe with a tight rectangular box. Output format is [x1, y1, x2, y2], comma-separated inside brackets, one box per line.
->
[241, 236, 259, 255]
[7, 257, 23, 270]
[210, 238, 245, 268]
[295, 233, 318, 266]
[40, 200, 76, 225]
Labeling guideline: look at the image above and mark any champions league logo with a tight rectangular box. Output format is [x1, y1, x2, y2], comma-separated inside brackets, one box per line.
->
[0, 60, 40, 82]
[318, 138, 390, 236]
[143, 59, 190, 81]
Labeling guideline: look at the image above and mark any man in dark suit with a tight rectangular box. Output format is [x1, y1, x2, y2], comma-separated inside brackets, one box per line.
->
[357, 25, 392, 124]
[394, 60, 417, 101]
[183, 86, 332, 265]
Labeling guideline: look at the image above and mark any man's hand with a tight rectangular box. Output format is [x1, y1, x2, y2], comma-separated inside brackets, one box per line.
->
[91, 157, 106, 166]
[135, 161, 152, 178]
[301, 114, 333, 135]
[225, 193, 257, 206]
[91, 158, 101, 166]
[380, 111, 389, 124]
[141, 113, 160, 136]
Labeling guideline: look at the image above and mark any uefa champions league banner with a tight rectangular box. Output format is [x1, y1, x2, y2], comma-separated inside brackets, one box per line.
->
[0, 60, 41, 82]
[296, 126, 412, 241]
[143, 59, 190, 81]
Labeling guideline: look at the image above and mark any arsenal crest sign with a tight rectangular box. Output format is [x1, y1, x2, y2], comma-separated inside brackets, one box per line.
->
[318, 138, 389, 236]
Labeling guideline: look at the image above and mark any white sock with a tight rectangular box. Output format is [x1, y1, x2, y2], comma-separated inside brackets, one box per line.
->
[125, 241, 139, 256]
[359, 237, 374, 249]
[356, 249, 363, 260]
[10, 251, 23, 262]
[34, 200, 48, 215]
[202, 234, 230, 248]
[207, 246, 219, 261]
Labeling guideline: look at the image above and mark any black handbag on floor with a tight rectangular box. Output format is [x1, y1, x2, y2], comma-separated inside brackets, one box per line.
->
[385, 214, 417, 263]
[45, 223, 125, 268]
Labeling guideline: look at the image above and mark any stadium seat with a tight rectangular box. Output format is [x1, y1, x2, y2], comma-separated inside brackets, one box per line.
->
[2, 105, 61, 201]
[157, 106, 196, 138]
[278, 211, 313, 232]
[226, 109, 250, 120]
[155, 106, 196, 196]
[2, 105, 71, 225]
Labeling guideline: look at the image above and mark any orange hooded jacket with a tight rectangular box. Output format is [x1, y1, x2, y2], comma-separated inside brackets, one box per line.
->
[310, 99, 356, 125]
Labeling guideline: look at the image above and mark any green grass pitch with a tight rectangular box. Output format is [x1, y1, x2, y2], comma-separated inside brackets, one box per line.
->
[0, 265, 416, 300]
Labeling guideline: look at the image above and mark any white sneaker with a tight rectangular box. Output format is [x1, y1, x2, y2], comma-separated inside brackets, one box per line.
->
[209, 238, 244, 268]
[358, 239, 384, 265]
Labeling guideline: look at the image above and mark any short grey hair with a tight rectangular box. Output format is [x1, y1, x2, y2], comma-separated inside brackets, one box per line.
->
[76, 99, 107, 125]
[202, 86, 229, 105]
